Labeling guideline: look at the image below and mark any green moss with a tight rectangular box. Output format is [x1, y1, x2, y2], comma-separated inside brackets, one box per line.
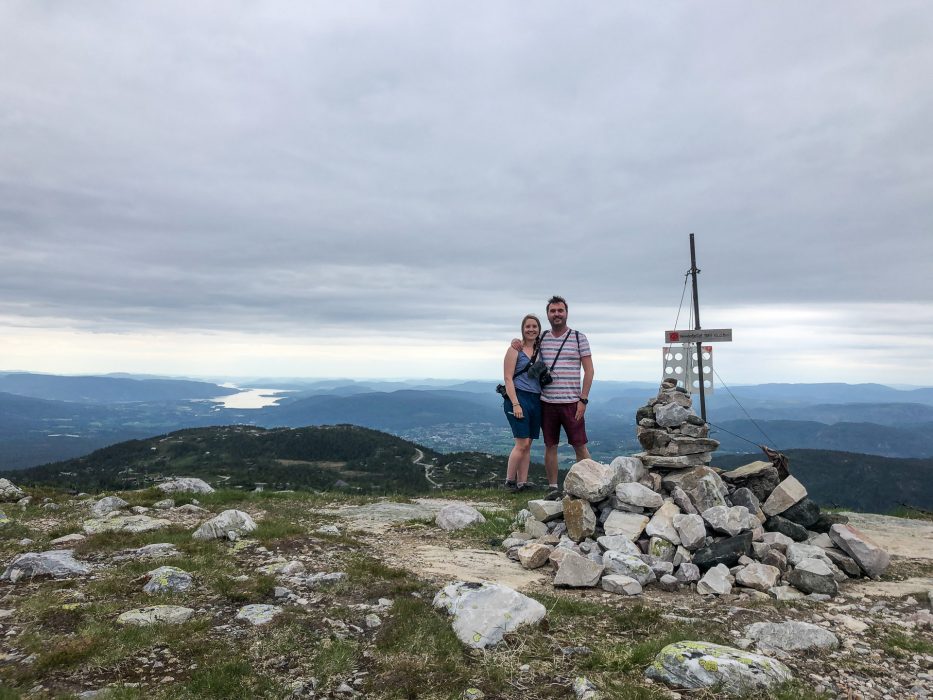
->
[698, 658, 719, 672]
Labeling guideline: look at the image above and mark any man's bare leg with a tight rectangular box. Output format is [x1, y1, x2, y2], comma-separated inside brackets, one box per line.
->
[545, 444, 559, 487]
[573, 444, 591, 462]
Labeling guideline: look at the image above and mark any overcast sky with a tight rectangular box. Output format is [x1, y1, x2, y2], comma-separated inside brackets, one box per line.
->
[1, 2, 931, 385]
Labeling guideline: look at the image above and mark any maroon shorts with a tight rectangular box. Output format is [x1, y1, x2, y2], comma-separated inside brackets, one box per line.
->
[541, 401, 588, 447]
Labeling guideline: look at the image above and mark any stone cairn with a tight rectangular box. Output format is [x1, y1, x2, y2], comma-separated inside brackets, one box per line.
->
[504, 379, 892, 599]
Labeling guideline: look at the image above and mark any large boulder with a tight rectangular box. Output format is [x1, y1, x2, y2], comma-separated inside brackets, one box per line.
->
[663, 467, 727, 512]
[142, 566, 193, 595]
[762, 476, 807, 517]
[563, 497, 596, 542]
[603, 511, 649, 541]
[602, 551, 652, 585]
[563, 460, 619, 502]
[433, 581, 546, 648]
[90, 496, 129, 517]
[692, 532, 753, 571]
[614, 482, 663, 510]
[553, 550, 604, 587]
[735, 563, 781, 592]
[745, 621, 839, 653]
[646, 642, 793, 693]
[157, 478, 215, 494]
[1, 550, 91, 582]
[609, 456, 645, 484]
[787, 558, 838, 596]
[436, 504, 486, 531]
[701, 506, 758, 537]
[829, 524, 891, 578]
[192, 510, 258, 540]
[673, 513, 706, 550]
[720, 462, 780, 503]
[645, 502, 682, 545]
[0, 479, 25, 502]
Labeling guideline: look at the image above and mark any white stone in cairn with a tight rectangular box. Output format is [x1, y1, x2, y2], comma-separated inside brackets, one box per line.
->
[602, 551, 653, 585]
[672, 513, 706, 550]
[614, 482, 664, 510]
[697, 564, 733, 596]
[761, 476, 808, 517]
[563, 459, 619, 502]
[701, 506, 759, 537]
[610, 456, 646, 484]
[603, 511, 649, 541]
[735, 563, 781, 592]
[645, 502, 681, 545]
[601, 574, 643, 595]
[596, 535, 642, 557]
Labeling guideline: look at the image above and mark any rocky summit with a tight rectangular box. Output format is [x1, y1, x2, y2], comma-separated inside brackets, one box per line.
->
[0, 401, 930, 700]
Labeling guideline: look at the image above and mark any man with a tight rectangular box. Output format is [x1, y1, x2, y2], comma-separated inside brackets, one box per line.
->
[536, 295, 594, 499]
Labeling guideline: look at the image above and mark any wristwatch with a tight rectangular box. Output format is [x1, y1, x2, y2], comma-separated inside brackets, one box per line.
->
[579, 397, 589, 405]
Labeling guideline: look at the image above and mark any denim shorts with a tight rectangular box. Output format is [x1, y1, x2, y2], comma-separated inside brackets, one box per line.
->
[503, 389, 542, 440]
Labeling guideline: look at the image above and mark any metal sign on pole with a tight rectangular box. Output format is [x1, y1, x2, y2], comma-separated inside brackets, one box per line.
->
[662, 345, 714, 394]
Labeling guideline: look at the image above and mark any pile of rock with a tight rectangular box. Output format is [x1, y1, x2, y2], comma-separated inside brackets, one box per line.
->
[504, 381, 891, 600]
[634, 378, 720, 469]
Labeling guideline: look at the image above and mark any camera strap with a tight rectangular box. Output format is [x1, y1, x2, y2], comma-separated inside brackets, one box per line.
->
[512, 341, 540, 379]
[542, 329, 575, 372]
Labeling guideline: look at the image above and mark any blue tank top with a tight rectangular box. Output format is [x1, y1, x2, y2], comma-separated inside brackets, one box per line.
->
[513, 351, 541, 394]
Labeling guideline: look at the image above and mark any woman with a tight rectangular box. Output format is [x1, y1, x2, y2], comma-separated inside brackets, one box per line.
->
[502, 314, 543, 492]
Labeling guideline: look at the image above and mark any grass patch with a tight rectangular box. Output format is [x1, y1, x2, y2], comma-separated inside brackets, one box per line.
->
[370, 596, 471, 697]
[310, 638, 360, 680]
[344, 554, 423, 597]
[881, 630, 933, 657]
[208, 571, 277, 603]
[73, 526, 194, 555]
[174, 660, 284, 699]
[251, 516, 306, 543]
[450, 510, 515, 547]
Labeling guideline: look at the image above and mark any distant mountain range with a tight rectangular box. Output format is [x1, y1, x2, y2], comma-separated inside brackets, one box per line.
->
[1, 371, 932, 472]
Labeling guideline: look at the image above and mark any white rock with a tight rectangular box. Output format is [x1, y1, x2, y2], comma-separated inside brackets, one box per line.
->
[735, 563, 781, 592]
[645, 641, 792, 693]
[614, 482, 663, 510]
[83, 515, 171, 534]
[432, 581, 546, 648]
[672, 513, 706, 550]
[142, 566, 193, 594]
[90, 496, 129, 518]
[610, 456, 645, 484]
[697, 564, 732, 595]
[1, 549, 91, 582]
[745, 620, 839, 652]
[761, 476, 807, 517]
[563, 459, 619, 502]
[235, 604, 283, 626]
[654, 403, 692, 428]
[645, 502, 681, 545]
[0, 478, 25, 502]
[192, 510, 258, 540]
[436, 504, 486, 531]
[157, 478, 215, 494]
[603, 511, 649, 541]
[117, 605, 194, 626]
[554, 550, 604, 587]
[701, 506, 758, 537]
[828, 524, 891, 578]
[596, 535, 642, 556]
[602, 551, 652, 585]
[601, 574, 643, 595]
[527, 500, 564, 523]
[49, 534, 86, 546]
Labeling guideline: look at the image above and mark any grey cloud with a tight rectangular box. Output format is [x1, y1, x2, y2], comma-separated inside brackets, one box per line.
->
[0, 1, 931, 350]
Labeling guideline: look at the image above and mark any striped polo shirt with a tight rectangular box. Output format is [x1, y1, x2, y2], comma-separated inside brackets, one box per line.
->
[538, 328, 591, 403]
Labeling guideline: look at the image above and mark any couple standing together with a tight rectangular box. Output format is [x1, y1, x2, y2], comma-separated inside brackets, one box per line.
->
[501, 295, 594, 500]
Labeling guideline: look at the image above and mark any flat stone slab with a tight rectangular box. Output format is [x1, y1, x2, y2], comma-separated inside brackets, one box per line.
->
[235, 604, 283, 626]
[323, 499, 501, 534]
[117, 605, 194, 626]
[83, 515, 171, 534]
[745, 621, 839, 653]
[2, 549, 92, 582]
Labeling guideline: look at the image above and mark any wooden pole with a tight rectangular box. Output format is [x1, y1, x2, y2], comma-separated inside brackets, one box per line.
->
[689, 233, 707, 422]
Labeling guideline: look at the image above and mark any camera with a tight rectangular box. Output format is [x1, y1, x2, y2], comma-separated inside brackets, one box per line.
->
[495, 383, 507, 397]
[528, 360, 553, 386]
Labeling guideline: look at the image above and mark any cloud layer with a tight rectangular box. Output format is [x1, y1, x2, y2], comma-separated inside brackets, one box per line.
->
[1, 2, 931, 382]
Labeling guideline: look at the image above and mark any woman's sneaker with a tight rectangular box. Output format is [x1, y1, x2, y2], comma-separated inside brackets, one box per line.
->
[504, 480, 517, 490]
[544, 487, 563, 501]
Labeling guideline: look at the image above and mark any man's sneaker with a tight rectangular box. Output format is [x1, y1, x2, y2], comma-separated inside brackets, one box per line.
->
[515, 483, 532, 493]
[544, 487, 563, 501]
[504, 480, 517, 490]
